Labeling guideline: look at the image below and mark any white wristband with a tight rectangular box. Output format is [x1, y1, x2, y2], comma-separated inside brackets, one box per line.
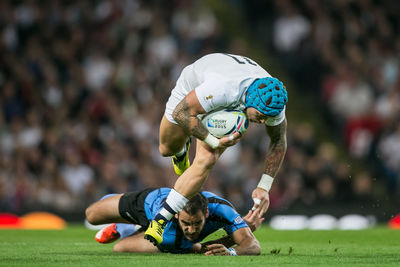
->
[203, 133, 219, 149]
[228, 248, 237, 256]
[257, 174, 274, 192]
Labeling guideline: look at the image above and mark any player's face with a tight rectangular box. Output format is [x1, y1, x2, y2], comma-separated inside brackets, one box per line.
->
[245, 107, 269, 124]
[177, 210, 207, 241]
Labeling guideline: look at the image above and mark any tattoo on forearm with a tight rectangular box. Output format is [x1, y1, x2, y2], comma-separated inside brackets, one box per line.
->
[173, 98, 209, 140]
[265, 140, 286, 176]
[265, 120, 287, 177]
[173, 100, 190, 131]
[192, 120, 209, 140]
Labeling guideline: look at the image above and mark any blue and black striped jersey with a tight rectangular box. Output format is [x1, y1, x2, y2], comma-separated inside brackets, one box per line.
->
[143, 188, 248, 253]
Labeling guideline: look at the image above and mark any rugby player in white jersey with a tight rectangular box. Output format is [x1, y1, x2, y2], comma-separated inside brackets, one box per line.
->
[144, 53, 288, 246]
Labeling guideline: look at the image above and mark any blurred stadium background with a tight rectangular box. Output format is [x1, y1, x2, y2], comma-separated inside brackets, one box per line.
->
[0, 0, 399, 228]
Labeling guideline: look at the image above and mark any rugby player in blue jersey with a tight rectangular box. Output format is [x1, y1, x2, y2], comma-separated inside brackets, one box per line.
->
[86, 188, 263, 255]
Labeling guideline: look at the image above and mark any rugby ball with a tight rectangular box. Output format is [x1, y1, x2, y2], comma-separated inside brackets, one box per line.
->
[201, 109, 248, 138]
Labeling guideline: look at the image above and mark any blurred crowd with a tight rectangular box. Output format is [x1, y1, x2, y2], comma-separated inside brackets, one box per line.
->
[0, 0, 396, 219]
[0, 0, 225, 214]
[242, 0, 400, 212]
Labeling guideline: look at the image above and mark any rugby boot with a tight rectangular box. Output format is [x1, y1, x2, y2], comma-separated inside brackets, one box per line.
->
[95, 223, 120, 244]
[172, 138, 191, 175]
[144, 219, 165, 246]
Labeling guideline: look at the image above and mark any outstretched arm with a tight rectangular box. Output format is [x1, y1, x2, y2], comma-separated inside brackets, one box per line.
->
[252, 118, 287, 214]
[264, 118, 287, 177]
[200, 227, 260, 256]
[193, 211, 263, 255]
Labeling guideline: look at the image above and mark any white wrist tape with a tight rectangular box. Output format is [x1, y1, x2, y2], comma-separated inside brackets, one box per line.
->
[253, 198, 261, 205]
[203, 133, 219, 149]
[228, 248, 237, 256]
[257, 174, 274, 192]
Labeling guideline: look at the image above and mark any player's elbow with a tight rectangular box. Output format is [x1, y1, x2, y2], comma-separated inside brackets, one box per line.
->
[242, 238, 261, 255]
[252, 239, 261, 255]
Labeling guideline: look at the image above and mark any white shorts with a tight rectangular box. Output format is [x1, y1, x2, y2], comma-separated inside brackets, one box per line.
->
[165, 64, 198, 124]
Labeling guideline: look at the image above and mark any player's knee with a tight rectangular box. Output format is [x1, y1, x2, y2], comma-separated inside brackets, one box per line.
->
[113, 244, 121, 253]
[85, 206, 97, 224]
[159, 141, 188, 156]
[159, 143, 174, 157]
[113, 242, 126, 253]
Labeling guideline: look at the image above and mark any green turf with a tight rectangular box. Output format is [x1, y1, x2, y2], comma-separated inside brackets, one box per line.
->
[0, 226, 399, 266]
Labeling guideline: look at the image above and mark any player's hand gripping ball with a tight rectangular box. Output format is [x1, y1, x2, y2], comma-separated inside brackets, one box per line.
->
[201, 109, 248, 138]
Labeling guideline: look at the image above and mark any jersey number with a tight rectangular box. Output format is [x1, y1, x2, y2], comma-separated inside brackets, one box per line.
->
[224, 54, 257, 66]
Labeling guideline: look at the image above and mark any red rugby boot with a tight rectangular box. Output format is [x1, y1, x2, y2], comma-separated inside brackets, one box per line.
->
[95, 223, 120, 244]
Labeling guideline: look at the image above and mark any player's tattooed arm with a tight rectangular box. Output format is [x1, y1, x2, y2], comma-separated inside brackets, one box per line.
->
[172, 91, 208, 140]
[264, 118, 287, 177]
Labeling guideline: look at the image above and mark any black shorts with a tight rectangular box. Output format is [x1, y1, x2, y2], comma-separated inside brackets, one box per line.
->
[118, 188, 155, 228]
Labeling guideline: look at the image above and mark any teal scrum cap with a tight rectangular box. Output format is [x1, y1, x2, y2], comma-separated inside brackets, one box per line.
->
[245, 77, 288, 117]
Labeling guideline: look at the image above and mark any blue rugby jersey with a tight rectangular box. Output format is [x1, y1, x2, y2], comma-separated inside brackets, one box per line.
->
[143, 188, 248, 253]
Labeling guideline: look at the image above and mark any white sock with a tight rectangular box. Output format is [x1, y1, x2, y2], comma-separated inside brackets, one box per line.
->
[175, 146, 186, 157]
[168, 189, 189, 211]
[158, 189, 189, 221]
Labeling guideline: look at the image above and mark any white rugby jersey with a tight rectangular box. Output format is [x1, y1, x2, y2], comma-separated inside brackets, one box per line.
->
[171, 53, 285, 126]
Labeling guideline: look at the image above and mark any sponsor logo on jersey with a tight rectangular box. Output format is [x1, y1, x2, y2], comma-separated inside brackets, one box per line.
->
[234, 215, 243, 224]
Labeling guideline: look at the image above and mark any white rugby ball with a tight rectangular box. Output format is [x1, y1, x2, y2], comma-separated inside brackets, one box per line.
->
[201, 109, 248, 138]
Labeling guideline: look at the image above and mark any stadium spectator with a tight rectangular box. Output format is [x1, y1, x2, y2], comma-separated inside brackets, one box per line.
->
[273, 2, 310, 54]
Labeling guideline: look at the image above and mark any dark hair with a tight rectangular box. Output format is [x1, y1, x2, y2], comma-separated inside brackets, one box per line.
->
[182, 193, 208, 216]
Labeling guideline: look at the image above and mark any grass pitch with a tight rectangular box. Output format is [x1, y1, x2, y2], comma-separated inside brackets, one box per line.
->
[0, 225, 399, 266]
